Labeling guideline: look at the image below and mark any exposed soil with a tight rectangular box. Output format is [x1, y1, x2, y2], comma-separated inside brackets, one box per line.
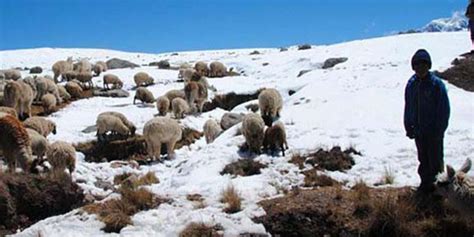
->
[256, 186, 474, 237]
[220, 159, 268, 177]
[0, 173, 84, 235]
[202, 89, 263, 112]
[435, 53, 474, 92]
[290, 146, 359, 172]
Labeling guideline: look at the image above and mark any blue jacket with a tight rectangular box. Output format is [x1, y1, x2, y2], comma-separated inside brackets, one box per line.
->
[404, 72, 450, 138]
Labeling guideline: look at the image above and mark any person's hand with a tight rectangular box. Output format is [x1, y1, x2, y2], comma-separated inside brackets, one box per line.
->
[406, 130, 415, 139]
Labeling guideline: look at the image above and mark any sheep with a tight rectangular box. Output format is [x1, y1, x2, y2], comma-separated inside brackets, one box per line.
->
[46, 141, 76, 175]
[262, 121, 288, 156]
[3, 80, 34, 120]
[165, 89, 185, 104]
[436, 158, 474, 217]
[156, 96, 170, 116]
[103, 74, 123, 90]
[65, 80, 83, 99]
[33, 77, 62, 103]
[0, 114, 33, 172]
[74, 59, 92, 74]
[258, 88, 283, 127]
[76, 72, 94, 89]
[242, 113, 265, 154]
[134, 72, 154, 87]
[171, 97, 189, 119]
[57, 85, 71, 101]
[41, 93, 57, 114]
[0, 106, 18, 118]
[21, 76, 38, 99]
[134, 87, 155, 104]
[209, 61, 227, 77]
[194, 61, 209, 77]
[191, 74, 217, 92]
[203, 119, 222, 144]
[95, 61, 108, 71]
[23, 116, 57, 137]
[0, 71, 5, 80]
[98, 111, 136, 136]
[179, 68, 197, 83]
[96, 114, 131, 142]
[2, 69, 22, 80]
[52, 57, 73, 83]
[26, 128, 48, 161]
[143, 117, 182, 161]
[62, 70, 77, 81]
[184, 81, 208, 113]
[93, 63, 106, 76]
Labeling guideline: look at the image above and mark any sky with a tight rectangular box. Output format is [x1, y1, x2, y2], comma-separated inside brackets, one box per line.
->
[0, 0, 468, 53]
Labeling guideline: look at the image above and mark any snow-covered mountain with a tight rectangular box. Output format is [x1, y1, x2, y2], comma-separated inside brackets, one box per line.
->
[1, 32, 473, 236]
[421, 11, 469, 32]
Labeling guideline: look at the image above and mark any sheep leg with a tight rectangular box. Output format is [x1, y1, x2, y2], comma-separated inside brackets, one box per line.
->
[154, 142, 162, 161]
[167, 140, 177, 160]
[133, 96, 137, 105]
[280, 143, 286, 157]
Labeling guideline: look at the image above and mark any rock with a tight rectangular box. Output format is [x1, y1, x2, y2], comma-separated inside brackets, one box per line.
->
[106, 58, 139, 69]
[298, 44, 312, 50]
[250, 50, 261, 55]
[279, 47, 288, 52]
[29, 66, 42, 74]
[262, 62, 269, 66]
[322, 57, 348, 69]
[93, 89, 129, 98]
[81, 125, 97, 134]
[297, 69, 312, 77]
[150, 60, 170, 69]
[220, 112, 244, 130]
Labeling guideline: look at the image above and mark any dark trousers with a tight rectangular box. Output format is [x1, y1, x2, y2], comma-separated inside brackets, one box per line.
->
[470, 20, 474, 40]
[415, 136, 444, 185]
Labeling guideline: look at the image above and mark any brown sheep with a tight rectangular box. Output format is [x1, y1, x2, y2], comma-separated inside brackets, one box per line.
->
[65, 81, 83, 99]
[184, 81, 208, 113]
[41, 93, 57, 114]
[76, 72, 94, 89]
[23, 116, 57, 137]
[209, 61, 227, 77]
[0, 114, 33, 172]
[52, 57, 73, 83]
[46, 141, 76, 175]
[156, 96, 170, 116]
[262, 121, 288, 156]
[2, 69, 22, 80]
[0, 106, 18, 118]
[194, 61, 209, 77]
[165, 89, 186, 109]
[242, 113, 265, 154]
[134, 87, 155, 104]
[3, 80, 34, 120]
[134, 72, 154, 87]
[258, 88, 283, 126]
[103, 74, 123, 90]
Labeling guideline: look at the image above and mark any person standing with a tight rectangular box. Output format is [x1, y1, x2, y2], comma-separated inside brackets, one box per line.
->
[467, 0, 474, 52]
[404, 49, 450, 192]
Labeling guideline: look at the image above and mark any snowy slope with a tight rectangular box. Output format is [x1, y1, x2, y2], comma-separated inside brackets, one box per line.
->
[1, 32, 473, 236]
[421, 11, 469, 32]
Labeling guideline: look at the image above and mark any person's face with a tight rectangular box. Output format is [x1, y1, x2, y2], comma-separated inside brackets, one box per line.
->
[413, 61, 430, 79]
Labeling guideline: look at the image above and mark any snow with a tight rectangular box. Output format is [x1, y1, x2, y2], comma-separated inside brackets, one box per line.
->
[420, 11, 469, 33]
[2, 31, 473, 236]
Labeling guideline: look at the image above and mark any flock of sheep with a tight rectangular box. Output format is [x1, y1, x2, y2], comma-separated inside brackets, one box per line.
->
[0, 57, 288, 176]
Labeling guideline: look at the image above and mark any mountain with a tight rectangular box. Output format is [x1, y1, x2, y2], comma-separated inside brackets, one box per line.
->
[399, 11, 468, 34]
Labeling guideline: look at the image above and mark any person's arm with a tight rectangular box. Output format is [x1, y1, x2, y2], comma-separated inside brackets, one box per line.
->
[436, 81, 450, 136]
[404, 80, 415, 138]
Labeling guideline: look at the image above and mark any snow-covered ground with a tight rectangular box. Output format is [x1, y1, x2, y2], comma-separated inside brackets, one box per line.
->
[1, 32, 473, 236]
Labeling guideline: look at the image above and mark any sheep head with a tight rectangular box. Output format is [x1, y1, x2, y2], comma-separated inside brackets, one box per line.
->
[436, 158, 472, 196]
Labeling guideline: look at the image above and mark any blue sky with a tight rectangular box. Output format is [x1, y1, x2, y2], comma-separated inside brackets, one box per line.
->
[0, 0, 467, 53]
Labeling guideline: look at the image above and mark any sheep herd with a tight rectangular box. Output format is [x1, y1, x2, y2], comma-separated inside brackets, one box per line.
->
[0, 57, 288, 178]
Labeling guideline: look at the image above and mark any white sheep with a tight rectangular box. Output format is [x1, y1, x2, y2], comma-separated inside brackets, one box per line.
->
[258, 88, 283, 126]
[74, 59, 92, 74]
[203, 119, 222, 144]
[184, 81, 208, 113]
[103, 74, 123, 90]
[179, 68, 197, 83]
[95, 61, 108, 71]
[41, 93, 57, 114]
[23, 116, 57, 137]
[2, 69, 22, 80]
[165, 89, 185, 106]
[46, 141, 76, 175]
[52, 57, 73, 83]
[134, 87, 155, 104]
[62, 70, 77, 81]
[143, 117, 182, 161]
[209, 61, 227, 77]
[156, 96, 170, 116]
[57, 85, 71, 101]
[26, 128, 48, 161]
[93, 63, 105, 76]
[171, 97, 189, 119]
[3, 80, 34, 120]
[96, 114, 131, 142]
[0, 114, 33, 172]
[242, 113, 265, 154]
[65, 80, 83, 99]
[21, 76, 38, 100]
[98, 111, 136, 136]
[134, 72, 154, 87]
[194, 61, 209, 77]
[0, 106, 18, 118]
[262, 121, 288, 156]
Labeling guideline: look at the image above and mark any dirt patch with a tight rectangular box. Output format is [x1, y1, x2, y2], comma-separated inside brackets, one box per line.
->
[255, 186, 473, 237]
[302, 169, 341, 187]
[75, 128, 202, 163]
[202, 89, 263, 112]
[291, 146, 359, 172]
[435, 54, 474, 92]
[220, 159, 268, 177]
[0, 173, 84, 235]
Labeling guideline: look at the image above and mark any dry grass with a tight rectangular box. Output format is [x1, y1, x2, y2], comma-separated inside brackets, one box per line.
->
[303, 169, 340, 187]
[113, 172, 133, 185]
[376, 166, 395, 186]
[186, 194, 206, 209]
[119, 187, 158, 211]
[113, 171, 159, 189]
[101, 212, 132, 233]
[135, 171, 160, 186]
[179, 222, 224, 237]
[220, 185, 242, 214]
[367, 194, 416, 236]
